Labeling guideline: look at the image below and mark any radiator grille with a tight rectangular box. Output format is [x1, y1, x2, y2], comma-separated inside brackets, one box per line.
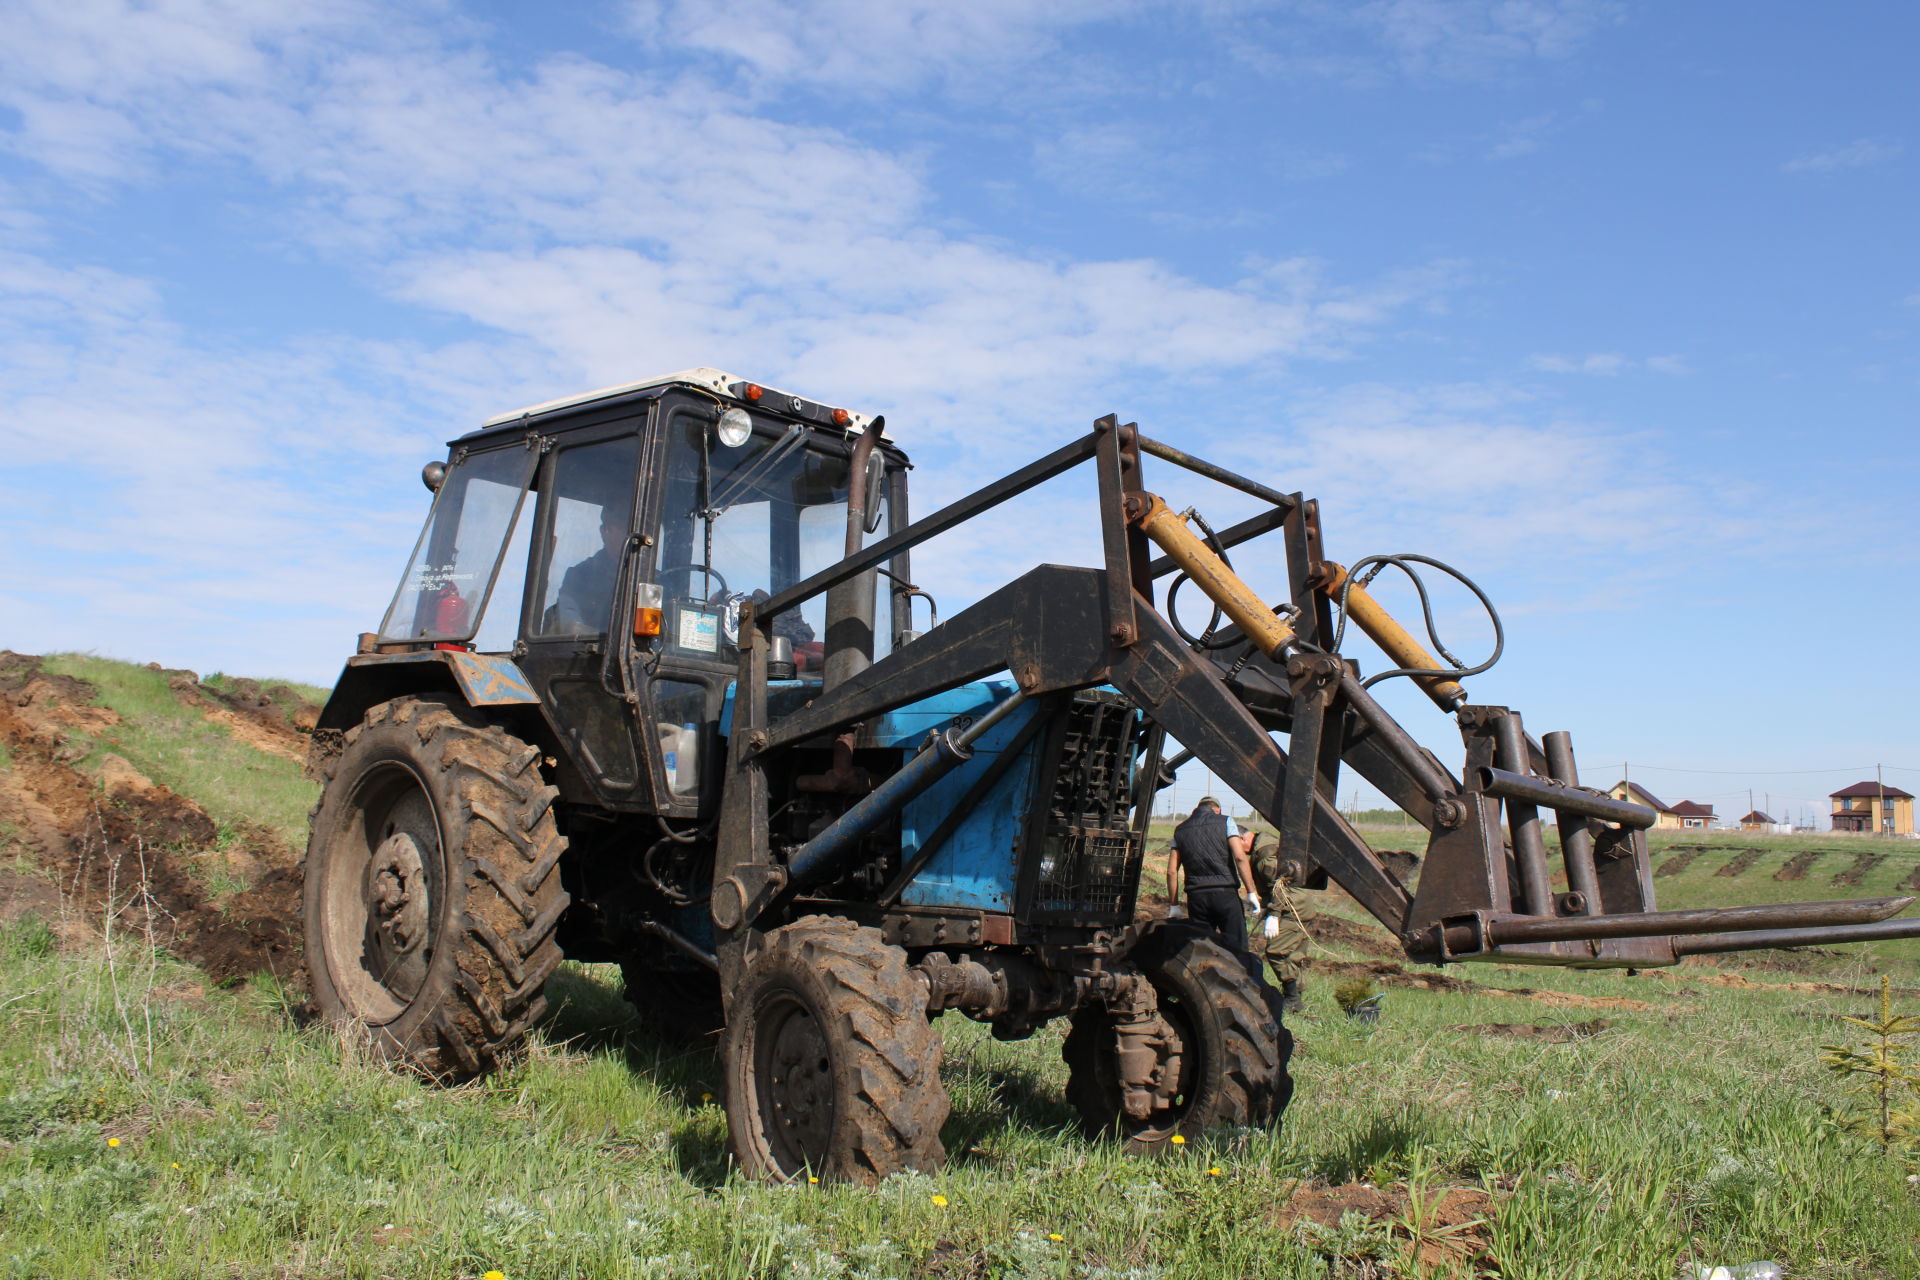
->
[1029, 692, 1145, 922]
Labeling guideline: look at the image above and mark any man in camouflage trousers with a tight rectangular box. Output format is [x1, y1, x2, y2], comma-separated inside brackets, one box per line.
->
[1247, 833, 1310, 1013]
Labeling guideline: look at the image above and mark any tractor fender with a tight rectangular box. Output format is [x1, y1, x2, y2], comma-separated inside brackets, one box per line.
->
[316, 651, 539, 733]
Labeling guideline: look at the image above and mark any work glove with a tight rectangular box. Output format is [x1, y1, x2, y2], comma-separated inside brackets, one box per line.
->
[1244, 891, 1261, 913]
[1262, 913, 1281, 939]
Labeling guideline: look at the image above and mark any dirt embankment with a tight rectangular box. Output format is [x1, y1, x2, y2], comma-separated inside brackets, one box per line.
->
[1714, 849, 1762, 877]
[1655, 851, 1699, 878]
[1775, 850, 1821, 881]
[0, 652, 304, 984]
[1831, 851, 1887, 887]
[153, 663, 317, 764]
[1901, 864, 1920, 893]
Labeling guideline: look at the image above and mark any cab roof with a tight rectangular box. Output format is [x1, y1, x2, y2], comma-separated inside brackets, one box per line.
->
[479, 367, 888, 439]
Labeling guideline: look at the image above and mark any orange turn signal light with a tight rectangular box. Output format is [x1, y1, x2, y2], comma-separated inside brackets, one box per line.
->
[832, 407, 850, 425]
[633, 606, 662, 638]
[743, 383, 764, 402]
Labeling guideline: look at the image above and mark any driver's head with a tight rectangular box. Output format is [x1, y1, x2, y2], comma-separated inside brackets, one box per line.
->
[600, 509, 626, 556]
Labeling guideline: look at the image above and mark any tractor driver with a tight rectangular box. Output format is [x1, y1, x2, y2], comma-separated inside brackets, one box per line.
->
[1166, 797, 1261, 955]
[553, 507, 628, 633]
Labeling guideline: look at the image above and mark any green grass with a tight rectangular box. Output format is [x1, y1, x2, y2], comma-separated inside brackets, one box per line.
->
[39, 653, 318, 847]
[3, 916, 1917, 1279]
[203, 670, 332, 711]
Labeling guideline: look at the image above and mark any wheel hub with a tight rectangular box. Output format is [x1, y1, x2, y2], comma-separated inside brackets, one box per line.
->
[761, 996, 835, 1170]
[367, 832, 430, 955]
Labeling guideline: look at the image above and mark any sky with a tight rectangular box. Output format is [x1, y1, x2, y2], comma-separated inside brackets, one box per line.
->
[1, 0, 1915, 827]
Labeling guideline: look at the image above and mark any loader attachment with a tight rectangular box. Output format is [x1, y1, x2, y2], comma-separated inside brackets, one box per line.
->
[725, 415, 1919, 968]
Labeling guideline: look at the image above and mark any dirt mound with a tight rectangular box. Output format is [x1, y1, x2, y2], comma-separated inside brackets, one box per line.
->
[1318, 958, 1669, 1012]
[1451, 1018, 1612, 1041]
[1714, 850, 1762, 877]
[1775, 851, 1821, 881]
[0, 652, 302, 984]
[1901, 864, 1920, 893]
[1305, 913, 1402, 959]
[154, 663, 318, 764]
[1276, 1181, 1494, 1273]
[1655, 851, 1699, 877]
[1831, 852, 1887, 887]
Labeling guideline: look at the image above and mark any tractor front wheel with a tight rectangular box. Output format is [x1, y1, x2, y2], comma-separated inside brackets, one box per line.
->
[303, 697, 568, 1078]
[723, 918, 949, 1183]
[1063, 927, 1290, 1152]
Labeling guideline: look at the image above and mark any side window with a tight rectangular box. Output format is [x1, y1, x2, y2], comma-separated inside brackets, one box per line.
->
[535, 434, 643, 638]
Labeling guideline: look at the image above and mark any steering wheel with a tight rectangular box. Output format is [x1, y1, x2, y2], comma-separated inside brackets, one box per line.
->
[656, 563, 729, 599]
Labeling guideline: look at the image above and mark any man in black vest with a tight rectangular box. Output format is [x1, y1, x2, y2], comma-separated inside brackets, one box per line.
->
[1166, 796, 1261, 955]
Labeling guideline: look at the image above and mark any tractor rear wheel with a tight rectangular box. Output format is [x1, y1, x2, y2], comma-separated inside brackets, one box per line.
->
[304, 697, 568, 1078]
[723, 918, 948, 1183]
[1063, 927, 1290, 1152]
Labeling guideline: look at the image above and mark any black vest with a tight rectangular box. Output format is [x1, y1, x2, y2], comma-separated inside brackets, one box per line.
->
[1174, 810, 1235, 888]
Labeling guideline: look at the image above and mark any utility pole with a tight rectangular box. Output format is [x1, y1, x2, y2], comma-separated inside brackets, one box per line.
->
[1878, 763, 1887, 837]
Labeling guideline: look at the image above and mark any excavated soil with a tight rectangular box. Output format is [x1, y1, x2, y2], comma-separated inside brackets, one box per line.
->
[1275, 1181, 1495, 1273]
[1316, 959, 1669, 1012]
[1775, 851, 1822, 881]
[1901, 864, 1920, 893]
[1831, 852, 1887, 887]
[1654, 851, 1699, 877]
[154, 663, 317, 763]
[1714, 849, 1762, 877]
[0, 652, 303, 984]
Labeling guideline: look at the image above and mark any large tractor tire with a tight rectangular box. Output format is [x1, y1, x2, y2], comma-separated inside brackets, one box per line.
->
[723, 918, 949, 1183]
[1063, 927, 1290, 1152]
[304, 696, 568, 1079]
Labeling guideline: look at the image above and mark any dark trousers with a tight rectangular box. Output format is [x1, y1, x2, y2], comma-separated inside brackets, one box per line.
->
[1186, 886, 1248, 955]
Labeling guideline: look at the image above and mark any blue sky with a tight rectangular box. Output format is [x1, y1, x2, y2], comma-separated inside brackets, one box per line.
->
[1, 1, 1915, 824]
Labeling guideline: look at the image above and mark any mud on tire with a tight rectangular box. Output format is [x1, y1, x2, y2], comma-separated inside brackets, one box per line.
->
[724, 918, 949, 1183]
[1063, 927, 1290, 1152]
[304, 696, 568, 1078]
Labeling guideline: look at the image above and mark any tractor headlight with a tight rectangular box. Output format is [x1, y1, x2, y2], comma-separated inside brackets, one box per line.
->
[716, 407, 753, 448]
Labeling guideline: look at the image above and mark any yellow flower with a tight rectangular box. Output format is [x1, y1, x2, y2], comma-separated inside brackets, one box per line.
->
[930, 1194, 949, 1207]
[1048, 1233, 1064, 1242]
[106, 1137, 120, 1148]
[702, 1092, 713, 1103]
[807, 1176, 819, 1184]
[484, 1271, 505, 1280]
[1207, 1167, 1222, 1177]
[170, 1162, 181, 1170]
[1168, 1134, 1186, 1146]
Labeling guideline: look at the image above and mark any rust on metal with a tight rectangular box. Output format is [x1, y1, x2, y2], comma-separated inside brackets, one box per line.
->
[1315, 561, 1467, 710]
[1127, 492, 1298, 657]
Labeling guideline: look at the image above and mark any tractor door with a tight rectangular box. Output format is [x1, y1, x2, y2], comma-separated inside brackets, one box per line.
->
[514, 408, 656, 807]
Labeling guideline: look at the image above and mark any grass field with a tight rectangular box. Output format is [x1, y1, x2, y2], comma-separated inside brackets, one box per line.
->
[3, 654, 1917, 1278]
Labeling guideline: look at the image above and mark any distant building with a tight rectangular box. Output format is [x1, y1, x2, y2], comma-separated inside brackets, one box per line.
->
[1739, 810, 1790, 834]
[1668, 800, 1716, 830]
[1608, 781, 1689, 831]
[1829, 782, 1915, 835]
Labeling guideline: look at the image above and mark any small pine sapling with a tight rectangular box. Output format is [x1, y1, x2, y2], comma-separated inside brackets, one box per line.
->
[1820, 974, 1920, 1153]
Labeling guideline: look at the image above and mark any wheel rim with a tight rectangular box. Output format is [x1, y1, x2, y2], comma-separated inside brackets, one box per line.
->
[752, 990, 836, 1175]
[320, 761, 444, 1024]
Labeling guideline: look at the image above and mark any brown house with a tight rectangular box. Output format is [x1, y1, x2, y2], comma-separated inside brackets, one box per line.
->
[1829, 782, 1915, 835]
[1607, 781, 1703, 831]
[1739, 810, 1777, 832]
[1668, 800, 1716, 830]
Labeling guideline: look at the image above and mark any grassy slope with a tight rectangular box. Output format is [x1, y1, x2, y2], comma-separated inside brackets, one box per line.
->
[39, 653, 318, 846]
[4, 657, 1919, 1277]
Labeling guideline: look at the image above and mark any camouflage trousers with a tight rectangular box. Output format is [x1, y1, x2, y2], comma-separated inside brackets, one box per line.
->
[1251, 914, 1311, 984]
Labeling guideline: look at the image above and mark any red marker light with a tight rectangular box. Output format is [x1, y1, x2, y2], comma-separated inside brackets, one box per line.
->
[832, 407, 850, 426]
[743, 383, 764, 402]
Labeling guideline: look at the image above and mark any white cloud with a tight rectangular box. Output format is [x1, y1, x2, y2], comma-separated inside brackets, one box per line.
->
[1527, 352, 1686, 376]
[1782, 137, 1902, 175]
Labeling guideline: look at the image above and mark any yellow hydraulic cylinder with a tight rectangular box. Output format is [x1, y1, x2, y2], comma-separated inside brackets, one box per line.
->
[1316, 562, 1466, 710]
[1128, 494, 1297, 657]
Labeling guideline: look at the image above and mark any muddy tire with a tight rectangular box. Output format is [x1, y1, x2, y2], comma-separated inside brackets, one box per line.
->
[620, 961, 723, 1043]
[724, 918, 948, 1183]
[304, 697, 568, 1079]
[1063, 928, 1290, 1152]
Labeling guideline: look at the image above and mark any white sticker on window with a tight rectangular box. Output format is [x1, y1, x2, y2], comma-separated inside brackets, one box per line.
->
[678, 609, 720, 653]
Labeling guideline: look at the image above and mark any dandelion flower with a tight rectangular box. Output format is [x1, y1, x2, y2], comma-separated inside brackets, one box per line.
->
[484, 1271, 505, 1280]
[170, 1162, 181, 1170]
[106, 1137, 120, 1148]
[930, 1194, 949, 1207]
[1048, 1233, 1064, 1242]
[1207, 1167, 1222, 1177]
[807, 1176, 819, 1184]
[1168, 1134, 1185, 1146]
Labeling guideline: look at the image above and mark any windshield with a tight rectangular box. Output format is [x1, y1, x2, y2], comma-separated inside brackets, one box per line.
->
[379, 445, 538, 643]
[656, 408, 887, 669]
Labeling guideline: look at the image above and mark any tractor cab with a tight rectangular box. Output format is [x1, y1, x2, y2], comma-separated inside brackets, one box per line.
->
[351, 368, 910, 817]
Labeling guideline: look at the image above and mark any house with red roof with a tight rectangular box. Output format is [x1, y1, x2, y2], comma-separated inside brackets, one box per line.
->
[1829, 781, 1914, 835]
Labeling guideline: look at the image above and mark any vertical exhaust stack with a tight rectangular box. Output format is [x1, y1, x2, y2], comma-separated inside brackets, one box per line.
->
[823, 426, 879, 691]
